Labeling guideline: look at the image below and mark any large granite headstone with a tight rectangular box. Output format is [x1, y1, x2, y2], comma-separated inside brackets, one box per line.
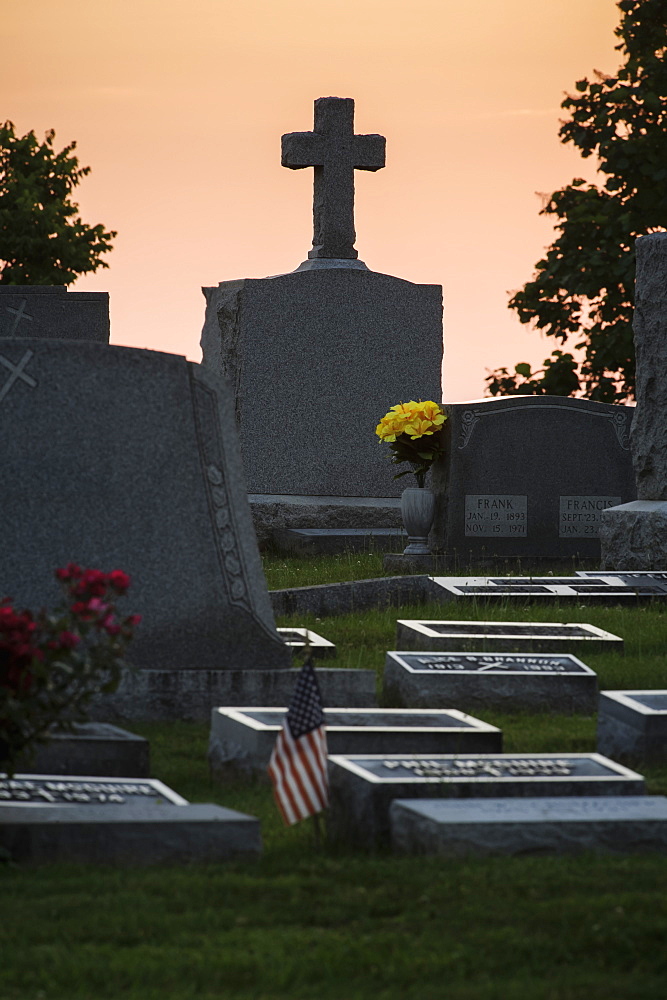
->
[0, 339, 290, 717]
[601, 233, 667, 568]
[430, 396, 635, 563]
[201, 97, 443, 502]
[0, 286, 109, 342]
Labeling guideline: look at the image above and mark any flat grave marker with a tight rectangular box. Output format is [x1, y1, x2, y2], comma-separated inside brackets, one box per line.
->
[383, 651, 597, 713]
[276, 627, 336, 657]
[390, 795, 667, 857]
[208, 707, 502, 777]
[396, 620, 624, 654]
[597, 690, 667, 762]
[327, 752, 645, 848]
[0, 773, 261, 865]
[430, 575, 667, 603]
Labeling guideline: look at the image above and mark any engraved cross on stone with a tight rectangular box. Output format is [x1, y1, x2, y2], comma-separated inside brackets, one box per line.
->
[281, 97, 386, 260]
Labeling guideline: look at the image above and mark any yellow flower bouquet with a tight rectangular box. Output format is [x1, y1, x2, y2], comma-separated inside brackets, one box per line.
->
[375, 400, 447, 488]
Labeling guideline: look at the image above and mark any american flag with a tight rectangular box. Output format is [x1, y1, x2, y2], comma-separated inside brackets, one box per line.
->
[268, 658, 329, 825]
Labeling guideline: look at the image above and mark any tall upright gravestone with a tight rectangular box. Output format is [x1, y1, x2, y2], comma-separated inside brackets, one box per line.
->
[0, 286, 109, 342]
[600, 233, 667, 568]
[428, 395, 636, 564]
[0, 337, 291, 719]
[201, 98, 443, 518]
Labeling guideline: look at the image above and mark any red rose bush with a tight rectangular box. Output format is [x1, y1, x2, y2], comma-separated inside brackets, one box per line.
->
[0, 564, 140, 775]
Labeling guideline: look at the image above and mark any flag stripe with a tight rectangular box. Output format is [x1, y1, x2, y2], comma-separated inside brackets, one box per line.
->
[268, 658, 330, 825]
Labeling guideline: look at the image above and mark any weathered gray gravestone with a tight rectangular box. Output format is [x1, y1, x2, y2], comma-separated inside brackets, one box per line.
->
[0, 775, 261, 865]
[0, 338, 290, 719]
[597, 690, 667, 761]
[601, 233, 667, 568]
[201, 96, 443, 508]
[390, 796, 667, 857]
[0, 286, 109, 342]
[428, 396, 635, 564]
[208, 707, 502, 777]
[327, 753, 645, 848]
[383, 651, 598, 713]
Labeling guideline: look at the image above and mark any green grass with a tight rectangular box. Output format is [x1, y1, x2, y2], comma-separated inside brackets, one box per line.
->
[2, 563, 667, 999]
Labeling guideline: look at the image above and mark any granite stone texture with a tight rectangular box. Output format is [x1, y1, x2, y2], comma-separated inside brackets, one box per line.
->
[281, 97, 385, 260]
[430, 396, 635, 562]
[208, 707, 502, 777]
[597, 690, 667, 762]
[201, 267, 442, 497]
[600, 501, 667, 570]
[383, 651, 598, 714]
[24, 724, 150, 777]
[0, 803, 262, 865]
[630, 233, 667, 500]
[390, 796, 667, 857]
[327, 753, 645, 849]
[270, 575, 439, 617]
[0, 339, 289, 675]
[0, 286, 109, 342]
[88, 666, 377, 721]
[249, 495, 402, 547]
[270, 527, 406, 556]
[600, 235, 667, 568]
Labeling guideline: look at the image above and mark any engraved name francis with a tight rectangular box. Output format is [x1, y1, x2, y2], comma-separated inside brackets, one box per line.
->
[381, 758, 574, 778]
[559, 496, 621, 538]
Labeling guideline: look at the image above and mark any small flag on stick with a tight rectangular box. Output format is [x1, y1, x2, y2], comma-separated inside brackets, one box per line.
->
[268, 657, 329, 825]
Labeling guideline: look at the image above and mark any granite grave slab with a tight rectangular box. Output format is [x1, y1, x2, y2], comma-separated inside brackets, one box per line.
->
[0, 286, 109, 343]
[0, 774, 262, 865]
[390, 795, 667, 857]
[0, 339, 291, 720]
[429, 395, 635, 562]
[383, 651, 598, 713]
[429, 575, 667, 603]
[395, 620, 624, 654]
[270, 527, 406, 556]
[25, 723, 150, 777]
[208, 707, 502, 777]
[597, 690, 667, 762]
[327, 753, 645, 848]
[276, 627, 336, 658]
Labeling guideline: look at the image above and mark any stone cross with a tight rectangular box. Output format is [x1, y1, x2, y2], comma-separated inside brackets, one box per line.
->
[281, 97, 386, 260]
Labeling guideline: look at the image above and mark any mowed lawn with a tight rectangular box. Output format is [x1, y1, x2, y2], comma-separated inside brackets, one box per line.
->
[2, 555, 667, 1000]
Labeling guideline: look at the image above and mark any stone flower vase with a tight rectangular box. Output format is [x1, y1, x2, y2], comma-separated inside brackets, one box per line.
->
[401, 487, 435, 555]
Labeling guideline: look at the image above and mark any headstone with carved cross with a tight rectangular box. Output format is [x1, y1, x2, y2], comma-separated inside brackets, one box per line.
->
[0, 286, 109, 342]
[201, 96, 443, 508]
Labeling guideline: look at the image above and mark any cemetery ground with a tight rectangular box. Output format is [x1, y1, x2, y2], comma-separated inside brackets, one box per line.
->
[2, 554, 667, 1000]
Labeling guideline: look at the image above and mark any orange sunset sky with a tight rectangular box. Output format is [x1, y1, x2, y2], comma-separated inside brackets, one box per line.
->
[4, 0, 622, 401]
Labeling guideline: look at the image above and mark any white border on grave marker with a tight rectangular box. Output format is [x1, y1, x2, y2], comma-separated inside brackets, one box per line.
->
[276, 627, 335, 652]
[387, 651, 597, 677]
[600, 690, 667, 716]
[328, 752, 644, 786]
[212, 707, 500, 734]
[0, 774, 188, 807]
[397, 620, 622, 642]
